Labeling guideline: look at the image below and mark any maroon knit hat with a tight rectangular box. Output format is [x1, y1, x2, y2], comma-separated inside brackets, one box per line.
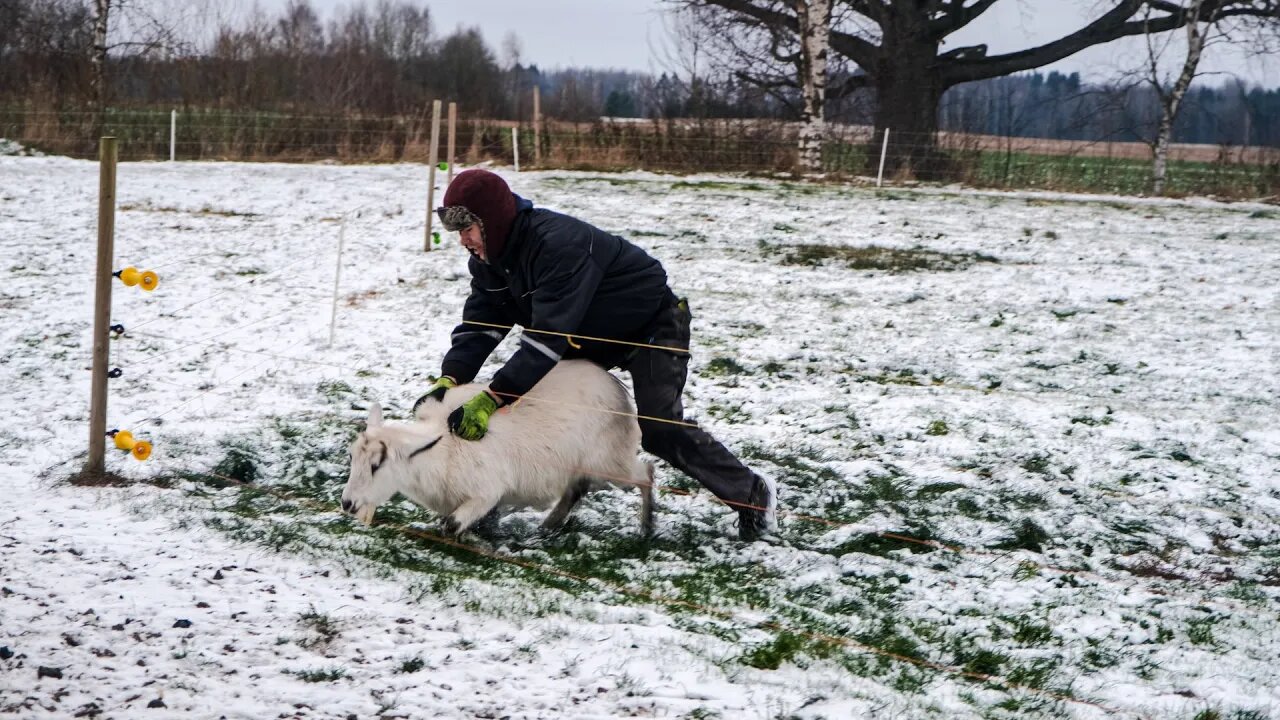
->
[441, 169, 516, 261]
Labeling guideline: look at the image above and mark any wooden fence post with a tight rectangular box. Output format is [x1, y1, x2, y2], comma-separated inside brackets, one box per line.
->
[447, 101, 457, 185]
[85, 137, 118, 477]
[533, 85, 542, 166]
[512, 127, 520, 172]
[424, 99, 442, 252]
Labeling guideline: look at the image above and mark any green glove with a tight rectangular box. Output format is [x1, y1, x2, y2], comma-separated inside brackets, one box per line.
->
[412, 375, 456, 415]
[448, 391, 500, 440]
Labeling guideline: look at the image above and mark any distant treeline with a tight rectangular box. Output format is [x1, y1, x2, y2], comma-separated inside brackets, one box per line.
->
[939, 72, 1280, 149]
[1, 0, 1276, 148]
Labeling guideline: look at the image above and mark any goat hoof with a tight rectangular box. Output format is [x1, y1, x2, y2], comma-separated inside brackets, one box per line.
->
[440, 516, 461, 536]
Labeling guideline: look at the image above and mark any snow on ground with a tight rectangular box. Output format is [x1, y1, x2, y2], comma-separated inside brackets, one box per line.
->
[1, 154, 1278, 719]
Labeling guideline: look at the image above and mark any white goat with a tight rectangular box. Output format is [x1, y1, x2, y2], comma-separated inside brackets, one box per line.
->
[341, 360, 654, 537]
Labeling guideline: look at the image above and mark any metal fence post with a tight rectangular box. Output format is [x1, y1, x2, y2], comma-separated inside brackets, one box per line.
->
[512, 127, 520, 172]
[877, 128, 891, 188]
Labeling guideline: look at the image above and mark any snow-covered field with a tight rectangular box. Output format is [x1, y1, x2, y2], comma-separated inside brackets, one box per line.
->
[1, 153, 1277, 719]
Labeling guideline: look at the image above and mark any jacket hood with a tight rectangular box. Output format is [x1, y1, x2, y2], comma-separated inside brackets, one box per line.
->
[441, 169, 522, 262]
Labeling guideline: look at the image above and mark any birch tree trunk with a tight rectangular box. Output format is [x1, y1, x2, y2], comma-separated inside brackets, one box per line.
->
[1152, 0, 1209, 195]
[795, 0, 831, 174]
[90, 0, 111, 139]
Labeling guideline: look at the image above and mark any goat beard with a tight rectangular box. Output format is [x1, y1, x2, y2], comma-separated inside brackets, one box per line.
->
[356, 505, 376, 526]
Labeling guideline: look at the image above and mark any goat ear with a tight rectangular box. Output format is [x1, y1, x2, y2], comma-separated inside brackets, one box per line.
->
[367, 404, 383, 429]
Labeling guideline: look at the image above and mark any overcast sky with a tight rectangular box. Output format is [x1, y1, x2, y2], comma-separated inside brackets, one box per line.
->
[278, 0, 1276, 85]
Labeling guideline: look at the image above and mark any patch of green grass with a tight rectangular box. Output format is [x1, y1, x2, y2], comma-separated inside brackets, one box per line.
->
[925, 420, 949, 436]
[914, 482, 966, 499]
[1187, 617, 1218, 646]
[297, 607, 341, 649]
[668, 562, 776, 608]
[317, 379, 355, 401]
[212, 444, 260, 484]
[702, 356, 748, 377]
[671, 180, 766, 192]
[289, 666, 347, 683]
[761, 360, 789, 376]
[1013, 560, 1040, 581]
[832, 527, 940, 558]
[854, 618, 926, 672]
[1224, 581, 1268, 606]
[1082, 644, 1119, 670]
[959, 648, 1009, 676]
[856, 471, 910, 504]
[1020, 455, 1053, 476]
[741, 631, 811, 670]
[858, 368, 927, 387]
[780, 244, 997, 273]
[1009, 617, 1054, 646]
[739, 442, 842, 489]
[994, 518, 1051, 553]
[1001, 657, 1061, 691]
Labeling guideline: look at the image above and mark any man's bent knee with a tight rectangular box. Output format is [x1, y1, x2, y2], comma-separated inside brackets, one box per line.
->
[640, 425, 684, 458]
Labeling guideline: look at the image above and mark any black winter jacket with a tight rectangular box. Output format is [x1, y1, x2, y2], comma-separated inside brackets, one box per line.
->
[440, 195, 671, 400]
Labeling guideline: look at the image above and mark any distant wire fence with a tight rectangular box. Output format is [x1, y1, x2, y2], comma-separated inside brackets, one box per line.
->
[3, 106, 1278, 197]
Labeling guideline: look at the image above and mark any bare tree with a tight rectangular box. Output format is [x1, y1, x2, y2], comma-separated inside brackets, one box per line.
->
[1146, 0, 1218, 193]
[87, 0, 188, 134]
[675, 0, 1280, 175]
[795, 0, 831, 172]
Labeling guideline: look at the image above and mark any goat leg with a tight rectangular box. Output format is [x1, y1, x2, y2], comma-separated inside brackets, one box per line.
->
[639, 461, 655, 538]
[540, 478, 592, 532]
[443, 495, 502, 537]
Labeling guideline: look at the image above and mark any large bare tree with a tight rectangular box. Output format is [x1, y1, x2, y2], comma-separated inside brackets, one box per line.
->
[677, 0, 1280, 173]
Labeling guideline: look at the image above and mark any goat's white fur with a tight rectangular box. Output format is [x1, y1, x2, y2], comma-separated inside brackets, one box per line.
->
[341, 360, 654, 536]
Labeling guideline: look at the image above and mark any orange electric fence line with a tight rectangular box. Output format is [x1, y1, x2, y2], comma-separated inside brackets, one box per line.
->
[175, 465, 1142, 719]
[119, 330, 1273, 620]
[121, 306, 1280, 535]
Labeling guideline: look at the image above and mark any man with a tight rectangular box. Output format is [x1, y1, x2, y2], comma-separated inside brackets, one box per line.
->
[417, 168, 776, 541]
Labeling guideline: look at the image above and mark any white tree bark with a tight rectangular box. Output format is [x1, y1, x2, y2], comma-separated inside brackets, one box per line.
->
[795, 0, 831, 174]
[90, 0, 111, 119]
[1152, 0, 1210, 195]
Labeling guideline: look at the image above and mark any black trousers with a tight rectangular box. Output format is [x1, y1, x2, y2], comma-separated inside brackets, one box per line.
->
[623, 294, 760, 506]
